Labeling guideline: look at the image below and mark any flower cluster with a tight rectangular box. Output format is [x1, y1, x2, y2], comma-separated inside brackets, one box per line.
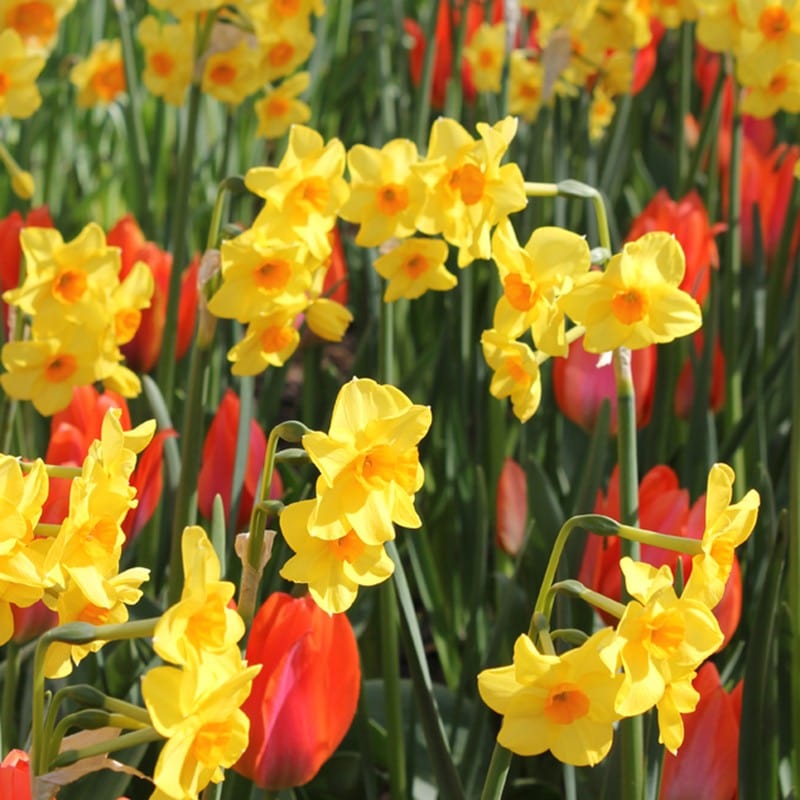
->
[478, 462, 759, 765]
[136, 0, 323, 132]
[1, 222, 153, 415]
[143, 525, 260, 800]
[278, 377, 432, 613]
[482, 229, 703, 423]
[27, 408, 154, 677]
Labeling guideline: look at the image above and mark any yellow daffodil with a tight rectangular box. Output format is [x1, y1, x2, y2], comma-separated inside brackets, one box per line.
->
[44, 567, 150, 678]
[696, 0, 743, 53]
[0, 456, 49, 644]
[255, 20, 316, 83]
[413, 116, 526, 267]
[302, 378, 432, 545]
[3, 222, 120, 320]
[1, 332, 102, 416]
[137, 15, 194, 106]
[279, 499, 395, 613]
[599, 558, 723, 720]
[148, 0, 222, 16]
[683, 463, 760, 609]
[255, 71, 312, 140]
[739, 59, 800, 116]
[559, 232, 702, 353]
[202, 35, 263, 106]
[143, 648, 259, 800]
[0, 28, 45, 119]
[70, 39, 126, 108]
[227, 305, 304, 375]
[656, 665, 700, 754]
[305, 297, 353, 341]
[0, 0, 75, 52]
[737, 0, 800, 77]
[339, 139, 425, 247]
[491, 219, 590, 355]
[477, 629, 622, 766]
[588, 87, 616, 142]
[245, 125, 349, 261]
[464, 22, 506, 93]
[154, 526, 245, 666]
[208, 231, 313, 323]
[373, 238, 456, 302]
[480, 329, 542, 422]
[509, 51, 545, 123]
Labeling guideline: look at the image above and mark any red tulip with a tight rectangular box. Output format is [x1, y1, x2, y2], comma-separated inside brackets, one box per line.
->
[405, 0, 505, 108]
[631, 19, 665, 95]
[496, 457, 528, 555]
[552, 339, 657, 434]
[674, 332, 726, 419]
[578, 465, 741, 646]
[197, 390, 282, 531]
[123, 429, 176, 544]
[322, 225, 349, 306]
[0, 206, 54, 334]
[235, 592, 361, 790]
[11, 600, 58, 644]
[107, 214, 197, 372]
[660, 662, 741, 800]
[0, 749, 32, 800]
[625, 189, 722, 305]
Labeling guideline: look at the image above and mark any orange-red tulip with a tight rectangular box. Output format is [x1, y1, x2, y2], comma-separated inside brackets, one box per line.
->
[235, 592, 361, 790]
[496, 457, 528, 555]
[0, 749, 32, 800]
[197, 390, 282, 531]
[552, 339, 657, 435]
[625, 189, 722, 305]
[579, 465, 741, 646]
[405, 0, 505, 108]
[0, 206, 53, 334]
[660, 662, 741, 800]
[674, 331, 726, 419]
[322, 225, 349, 306]
[107, 214, 197, 372]
[11, 600, 57, 644]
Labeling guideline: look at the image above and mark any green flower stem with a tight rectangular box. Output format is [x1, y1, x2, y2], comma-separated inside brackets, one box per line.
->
[18, 463, 81, 478]
[413, 0, 444, 148]
[480, 744, 512, 800]
[1, 640, 18, 754]
[675, 21, 693, 194]
[549, 580, 626, 620]
[721, 78, 746, 491]
[238, 421, 309, 623]
[156, 12, 217, 407]
[32, 523, 60, 537]
[114, 0, 153, 233]
[167, 335, 212, 605]
[49, 726, 163, 768]
[524, 181, 559, 197]
[613, 346, 644, 800]
[616, 524, 701, 556]
[379, 581, 406, 800]
[31, 619, 158, 775]
[532, 514, 621, 619]
[525, 180, 612, 252]
[377, 294, 407, 800]
[789, 225, 800, 794]
[48, 710, 150, 768]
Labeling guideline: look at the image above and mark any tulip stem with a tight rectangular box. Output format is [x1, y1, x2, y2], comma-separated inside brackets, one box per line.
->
[1, 640, 18, 754]
[614, 347, 644, 800]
